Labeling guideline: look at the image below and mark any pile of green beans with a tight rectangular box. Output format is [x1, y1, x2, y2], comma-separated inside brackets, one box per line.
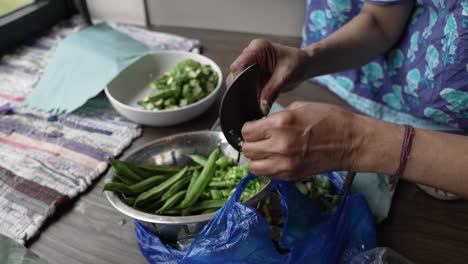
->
[294, 177, 340, 210]
[138, 59, 219, 110]
[103, 148, 262, 216]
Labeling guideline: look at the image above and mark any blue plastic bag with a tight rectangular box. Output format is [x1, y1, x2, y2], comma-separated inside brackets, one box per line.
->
[135, 173, 376, 263]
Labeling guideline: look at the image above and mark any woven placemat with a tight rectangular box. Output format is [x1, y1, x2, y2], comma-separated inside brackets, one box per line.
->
[0, 16, 200, 244]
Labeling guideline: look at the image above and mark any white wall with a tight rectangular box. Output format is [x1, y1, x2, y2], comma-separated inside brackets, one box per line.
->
[147, 0, 306, 37]
[85, 0, 146, 26]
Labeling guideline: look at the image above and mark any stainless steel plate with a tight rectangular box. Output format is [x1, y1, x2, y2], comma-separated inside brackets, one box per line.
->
[104, 131, 270, 242]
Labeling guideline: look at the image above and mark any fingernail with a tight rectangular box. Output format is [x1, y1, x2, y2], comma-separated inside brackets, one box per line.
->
[260, 99, 269, 115]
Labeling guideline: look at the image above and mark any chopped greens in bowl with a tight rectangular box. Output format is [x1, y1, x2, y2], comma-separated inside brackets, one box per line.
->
[139, 59, 219, 111]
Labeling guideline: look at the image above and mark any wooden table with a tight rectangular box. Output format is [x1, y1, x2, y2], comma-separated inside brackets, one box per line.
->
[29, 27, 468, 264]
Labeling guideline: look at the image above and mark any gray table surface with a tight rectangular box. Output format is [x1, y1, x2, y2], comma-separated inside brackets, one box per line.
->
[28, 26, 468, 264]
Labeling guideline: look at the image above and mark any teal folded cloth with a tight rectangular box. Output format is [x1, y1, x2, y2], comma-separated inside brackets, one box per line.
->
[25, 23, 150, 113]
[0, 233, 47, 264]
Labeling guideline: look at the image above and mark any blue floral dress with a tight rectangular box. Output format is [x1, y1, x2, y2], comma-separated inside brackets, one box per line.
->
[302, 0, 468, 133]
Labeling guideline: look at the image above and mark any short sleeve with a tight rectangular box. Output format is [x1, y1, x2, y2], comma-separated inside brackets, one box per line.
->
[366, 0, 403, 5]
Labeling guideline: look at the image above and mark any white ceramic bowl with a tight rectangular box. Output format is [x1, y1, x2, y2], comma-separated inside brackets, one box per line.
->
[105, 51, 223, 126]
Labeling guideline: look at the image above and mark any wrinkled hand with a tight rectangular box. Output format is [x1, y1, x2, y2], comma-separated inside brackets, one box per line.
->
[227, 39, 311, 114]
[241, 102, 361, 180]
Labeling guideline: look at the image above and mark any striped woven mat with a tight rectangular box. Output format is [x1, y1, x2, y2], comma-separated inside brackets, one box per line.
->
[0, 17, 200, 244]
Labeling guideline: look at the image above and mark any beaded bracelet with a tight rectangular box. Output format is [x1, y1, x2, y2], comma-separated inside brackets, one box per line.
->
[389, 125, 415, 191]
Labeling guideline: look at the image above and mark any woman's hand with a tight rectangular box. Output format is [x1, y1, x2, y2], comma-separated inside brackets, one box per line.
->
[242, 102, 468, 198]
[227, 39, 311, 114]
[241, 101, 364, 180]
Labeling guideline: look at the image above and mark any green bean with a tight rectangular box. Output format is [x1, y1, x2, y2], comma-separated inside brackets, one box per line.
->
[164, 98, 176, 107]
[209, 181, 238, 188]
[147, 89, 174, 102]
[112, 174, 122, 183]
[189, 79, 199, 87]
[221, 190, 230, 197]
[103, 182, 134, 196]
[255, 181, 262, 191]
[200, 208, 219, 214]
[140, 199, 164, 212]
[137, 164, 182, 173]
[109, 159, 143, 182]
[225, 166, 248, 180]
[138, 164, 200, 173]
[157, 190, 186, 213]
[165, 105, 179, 110]
[191, 198, 227, 212]
[180, 148, 219, 208]
[154, 99, 164, 108]
[139, 59, 218, 110]
[206, 82, 215, 93]
[240, 191, 253, 202]
[215, 171, 225, 178]
[200, 191, 211, 200]
[295, 182, 308, 195]
[194, 88, 205, 100]
[161, 176, 190, 201]
[181, 208, 191, 216]
[161, 209, 182, 216]
[187, 154, 208, 166]
[123, 196, 136, 206]
[134, 167, 188, 206]
[185, 94, 195, 104]
[179, 99, 189, 107]
[182, 84, 191, 98]
[210, 189, 223, 199]
[331, 195, 341, 206]
[215, 156, 235, 168]
[129, 175, 169, 194]
[186, 170, 200, 196]
[113, 173, 137, 185]
[123, 162, 156, 179]
[319, 178, 332, 191]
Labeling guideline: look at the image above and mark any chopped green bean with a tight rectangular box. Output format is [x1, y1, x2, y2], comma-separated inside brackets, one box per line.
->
[209, 181, 238, 188]
[295, 182, 308, 195]
[215, 156, 235, 168]
[138, 59, 219, 110]
[210, 189, 223, 199]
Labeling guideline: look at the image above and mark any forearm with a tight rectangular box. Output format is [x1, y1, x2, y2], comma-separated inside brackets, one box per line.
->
[353, 114, 468, 197]
[302, 2, 413, 77]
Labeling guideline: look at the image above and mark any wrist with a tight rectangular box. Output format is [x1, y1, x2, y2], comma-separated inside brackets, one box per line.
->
[348, 114, 403, 175]
[301, 41, 326, 78]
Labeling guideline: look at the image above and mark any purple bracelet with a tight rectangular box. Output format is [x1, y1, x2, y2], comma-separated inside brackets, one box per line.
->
[389, 125, 415, 191]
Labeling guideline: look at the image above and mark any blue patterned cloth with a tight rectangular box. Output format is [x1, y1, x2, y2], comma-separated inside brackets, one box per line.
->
[303, 0, 468, 133]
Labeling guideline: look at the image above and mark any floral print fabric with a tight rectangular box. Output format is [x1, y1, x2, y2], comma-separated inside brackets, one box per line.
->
[303, 0, 468, 131]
